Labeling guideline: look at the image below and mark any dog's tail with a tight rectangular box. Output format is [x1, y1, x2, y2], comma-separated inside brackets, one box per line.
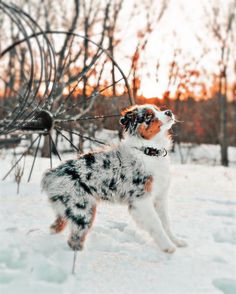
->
[41, 169, 54, 193]
[41, 168, 73, 200]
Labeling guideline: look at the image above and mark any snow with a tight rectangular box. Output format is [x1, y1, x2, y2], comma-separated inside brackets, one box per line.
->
[0, 144, 236, 294]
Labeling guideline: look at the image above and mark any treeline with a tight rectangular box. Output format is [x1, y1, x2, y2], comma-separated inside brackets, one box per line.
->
[88, 95, 236, 147]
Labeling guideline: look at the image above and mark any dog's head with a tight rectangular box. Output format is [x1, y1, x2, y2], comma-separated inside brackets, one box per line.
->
[120, 104, 175, 140]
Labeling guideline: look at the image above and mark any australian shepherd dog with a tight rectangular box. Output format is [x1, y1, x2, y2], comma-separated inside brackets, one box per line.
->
[41, 104, 187, 253]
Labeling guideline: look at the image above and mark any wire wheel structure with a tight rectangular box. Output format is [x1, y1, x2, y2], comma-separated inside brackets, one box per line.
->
[0, 1, 133, 182]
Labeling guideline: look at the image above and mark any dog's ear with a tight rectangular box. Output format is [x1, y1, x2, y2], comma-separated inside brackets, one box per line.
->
[144, 109, 155, 125]
[120, 106, 138, 131]
[120, 111, 133, 127]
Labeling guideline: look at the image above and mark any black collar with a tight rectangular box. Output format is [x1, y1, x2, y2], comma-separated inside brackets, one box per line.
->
[135, 147, 167, 157]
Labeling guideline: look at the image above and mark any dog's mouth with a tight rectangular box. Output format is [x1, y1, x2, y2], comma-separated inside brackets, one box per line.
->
[158, 117, 175, 130]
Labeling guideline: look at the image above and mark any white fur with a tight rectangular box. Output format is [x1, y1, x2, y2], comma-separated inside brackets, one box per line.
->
[123, 105, 187, 252]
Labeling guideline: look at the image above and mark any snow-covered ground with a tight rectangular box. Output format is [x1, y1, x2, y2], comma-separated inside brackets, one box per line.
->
[0, 142, 236, 294]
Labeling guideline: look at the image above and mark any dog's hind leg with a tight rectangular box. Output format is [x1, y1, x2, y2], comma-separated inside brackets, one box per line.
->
[67, 202, 97, 251]
[48, 194, 69, 234]
[129, 197, 176, 253]
[50, 216, 68, 234]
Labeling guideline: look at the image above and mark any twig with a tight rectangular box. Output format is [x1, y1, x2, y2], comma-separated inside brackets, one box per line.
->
[72, 250, 77, 275]
[26, 228, 40, 235]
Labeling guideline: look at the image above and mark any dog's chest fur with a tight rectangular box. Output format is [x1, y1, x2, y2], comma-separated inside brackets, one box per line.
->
[134, 149, 171, 198]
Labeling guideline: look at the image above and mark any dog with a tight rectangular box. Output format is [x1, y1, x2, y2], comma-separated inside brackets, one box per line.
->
[41, 104, 187, 253]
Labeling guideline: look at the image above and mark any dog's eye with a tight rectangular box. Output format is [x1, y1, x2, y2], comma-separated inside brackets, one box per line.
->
[120, 117, 127, 125]
[125, 112, 133, 119]
[145, 114, 153, 123]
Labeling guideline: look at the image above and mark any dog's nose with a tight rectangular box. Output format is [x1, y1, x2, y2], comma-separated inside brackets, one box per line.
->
[164, 110, 172, 117]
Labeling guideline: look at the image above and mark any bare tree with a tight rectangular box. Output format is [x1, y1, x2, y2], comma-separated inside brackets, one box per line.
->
[204, 0, 236, 166]
[39, 0, 111, 156]
[106, 0, 124, 96]
[128, 0, 169, 100]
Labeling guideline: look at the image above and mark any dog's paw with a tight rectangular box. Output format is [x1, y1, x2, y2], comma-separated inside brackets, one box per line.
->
[67, 239, 84, 251]
[163, 245, 176, 254]
[159, 239, 176, 254]
[50, 226, 57, 234]
[173, 238, 188, 248]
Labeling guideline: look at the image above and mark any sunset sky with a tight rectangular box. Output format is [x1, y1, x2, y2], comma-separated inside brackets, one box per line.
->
[0, 0, 233, 100]
[114, 0, 230, 98]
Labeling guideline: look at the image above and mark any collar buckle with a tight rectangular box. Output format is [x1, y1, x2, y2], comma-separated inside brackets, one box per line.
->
[143, 147, 167, 157]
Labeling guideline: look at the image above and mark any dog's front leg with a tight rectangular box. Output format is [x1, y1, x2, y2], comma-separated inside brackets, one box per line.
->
[129, 197, 176, 253]
[154, 197, 187, 247]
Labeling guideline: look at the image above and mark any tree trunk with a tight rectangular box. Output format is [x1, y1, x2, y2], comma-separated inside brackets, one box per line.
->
[41, 135, 51, 158]
[109, 35, 116, 96]
[78, 130, 84, 153]
[219, 93, 229, 166]
[218, 57, 229, 167]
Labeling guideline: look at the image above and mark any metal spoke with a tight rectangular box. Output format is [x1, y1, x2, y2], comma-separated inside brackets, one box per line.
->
[49, 133, 61, 161]
[2, 135, 40, 180]
[27, 135, 42, 182]
[49, 135, 52, 169]
[58, 127, 108, 146]
[55, 128, 81, 152]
